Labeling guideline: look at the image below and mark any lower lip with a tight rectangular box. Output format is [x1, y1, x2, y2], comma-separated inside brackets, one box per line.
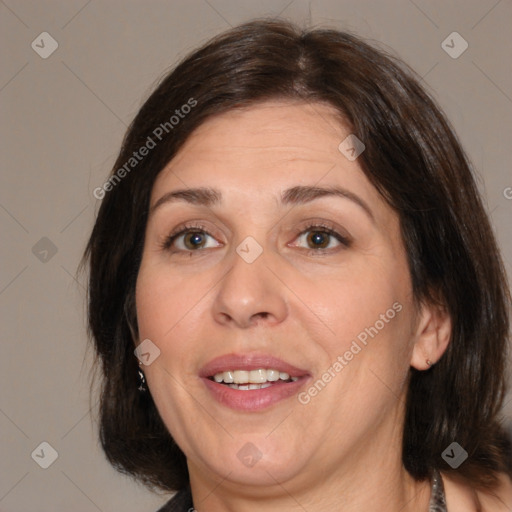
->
[202, 377, 308, 411]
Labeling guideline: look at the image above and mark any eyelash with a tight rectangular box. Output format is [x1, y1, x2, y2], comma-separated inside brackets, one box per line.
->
[160, 222, 213, 253]
[295, 222, 352, 253]
[160, 221, 351, 255]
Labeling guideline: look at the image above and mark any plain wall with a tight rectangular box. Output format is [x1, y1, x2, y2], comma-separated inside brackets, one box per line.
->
[1, 1, 511, 510]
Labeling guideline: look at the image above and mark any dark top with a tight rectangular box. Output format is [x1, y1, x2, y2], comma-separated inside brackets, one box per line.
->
[156, 486, 193, 512]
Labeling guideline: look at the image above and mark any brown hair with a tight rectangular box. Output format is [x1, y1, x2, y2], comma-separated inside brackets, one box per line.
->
[82, 19, 512, 492]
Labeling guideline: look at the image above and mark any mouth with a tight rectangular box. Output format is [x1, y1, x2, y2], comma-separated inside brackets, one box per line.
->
[208, 368, 299, 390]
[200, 353, 310, 411]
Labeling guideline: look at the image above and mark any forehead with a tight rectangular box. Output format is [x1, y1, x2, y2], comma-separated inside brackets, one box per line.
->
[150, 101, 393, 226]
[181, 101, 345, 152]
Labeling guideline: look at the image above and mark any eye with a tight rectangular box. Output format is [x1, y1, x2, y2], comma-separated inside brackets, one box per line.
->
[293, 223, 351, 252]
[161, 223, 221, 253]
[160, 221, 351, 255]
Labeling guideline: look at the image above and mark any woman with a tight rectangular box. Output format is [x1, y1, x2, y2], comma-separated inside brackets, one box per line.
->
[83, 19, 512, 511]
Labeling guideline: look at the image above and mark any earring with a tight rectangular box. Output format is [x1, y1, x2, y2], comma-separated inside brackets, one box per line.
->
[426, 359, 433, 367]
[137, 369, 147, 392]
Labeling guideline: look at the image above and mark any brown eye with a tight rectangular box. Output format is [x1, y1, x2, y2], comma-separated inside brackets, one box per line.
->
[182, 231, 209, 250]
[294, 226, 349, 251]
[305, 231, 332, 249]
[162, 224, 221, 253]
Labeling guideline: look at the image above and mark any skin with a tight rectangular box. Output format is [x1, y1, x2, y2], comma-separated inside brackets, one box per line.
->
[134, 100, 499, 511]
[444, 473, 512, 512]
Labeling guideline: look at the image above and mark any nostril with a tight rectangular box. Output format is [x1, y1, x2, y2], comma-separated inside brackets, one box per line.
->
[252, 312, 269, 321]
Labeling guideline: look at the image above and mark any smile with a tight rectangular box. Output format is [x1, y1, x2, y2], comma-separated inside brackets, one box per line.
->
[201, 354, 310, 411]
[209, 368, 299, 389]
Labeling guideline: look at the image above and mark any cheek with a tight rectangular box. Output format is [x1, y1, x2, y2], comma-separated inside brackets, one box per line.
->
[299, 263, 407, 342]
[298, 262, 415, 394]
[135, 270, 165, 340]
[135, 263, 201, 342]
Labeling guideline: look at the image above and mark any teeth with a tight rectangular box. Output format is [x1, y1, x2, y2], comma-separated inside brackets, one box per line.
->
[267, 369, 280, 381]
[249, 369, 266, 383]
[212, 368, 300, 385]
[215, 371, 234, 383]
[228, 382, 276, 390]
[233, 370, 249, 384]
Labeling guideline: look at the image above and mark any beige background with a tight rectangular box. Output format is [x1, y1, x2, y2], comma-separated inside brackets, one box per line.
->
[1, 0, 511, 510]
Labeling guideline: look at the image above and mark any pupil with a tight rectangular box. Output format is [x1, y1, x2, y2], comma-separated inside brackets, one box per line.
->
[309, 231, 328, 248]
[186, 232, 204, 249]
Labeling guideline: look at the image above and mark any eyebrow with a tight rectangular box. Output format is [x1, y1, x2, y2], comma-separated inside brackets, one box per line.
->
[150, 185, 374, 222]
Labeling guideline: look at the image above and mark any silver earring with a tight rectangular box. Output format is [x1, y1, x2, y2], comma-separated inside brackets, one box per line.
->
[426, 359, 433, 367]
[138, 369, 147, 392]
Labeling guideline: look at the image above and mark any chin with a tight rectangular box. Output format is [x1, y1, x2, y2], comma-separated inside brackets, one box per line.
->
[193, 437, 308, 488]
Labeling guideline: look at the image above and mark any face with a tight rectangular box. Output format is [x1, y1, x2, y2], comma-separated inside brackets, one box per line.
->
[135, 101, 420, 493]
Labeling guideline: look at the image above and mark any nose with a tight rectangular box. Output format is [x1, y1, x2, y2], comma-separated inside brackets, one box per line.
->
[211, 245, 288, 329]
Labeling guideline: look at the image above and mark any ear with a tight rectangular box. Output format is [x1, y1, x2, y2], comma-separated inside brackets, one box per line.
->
[410, 300, 452, 371]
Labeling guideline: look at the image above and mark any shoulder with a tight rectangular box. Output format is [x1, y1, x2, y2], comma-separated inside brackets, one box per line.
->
[442, 471, 512, 512]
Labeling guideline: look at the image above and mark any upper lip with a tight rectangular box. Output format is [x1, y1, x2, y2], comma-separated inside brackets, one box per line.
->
[199, 353, 310, 379]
